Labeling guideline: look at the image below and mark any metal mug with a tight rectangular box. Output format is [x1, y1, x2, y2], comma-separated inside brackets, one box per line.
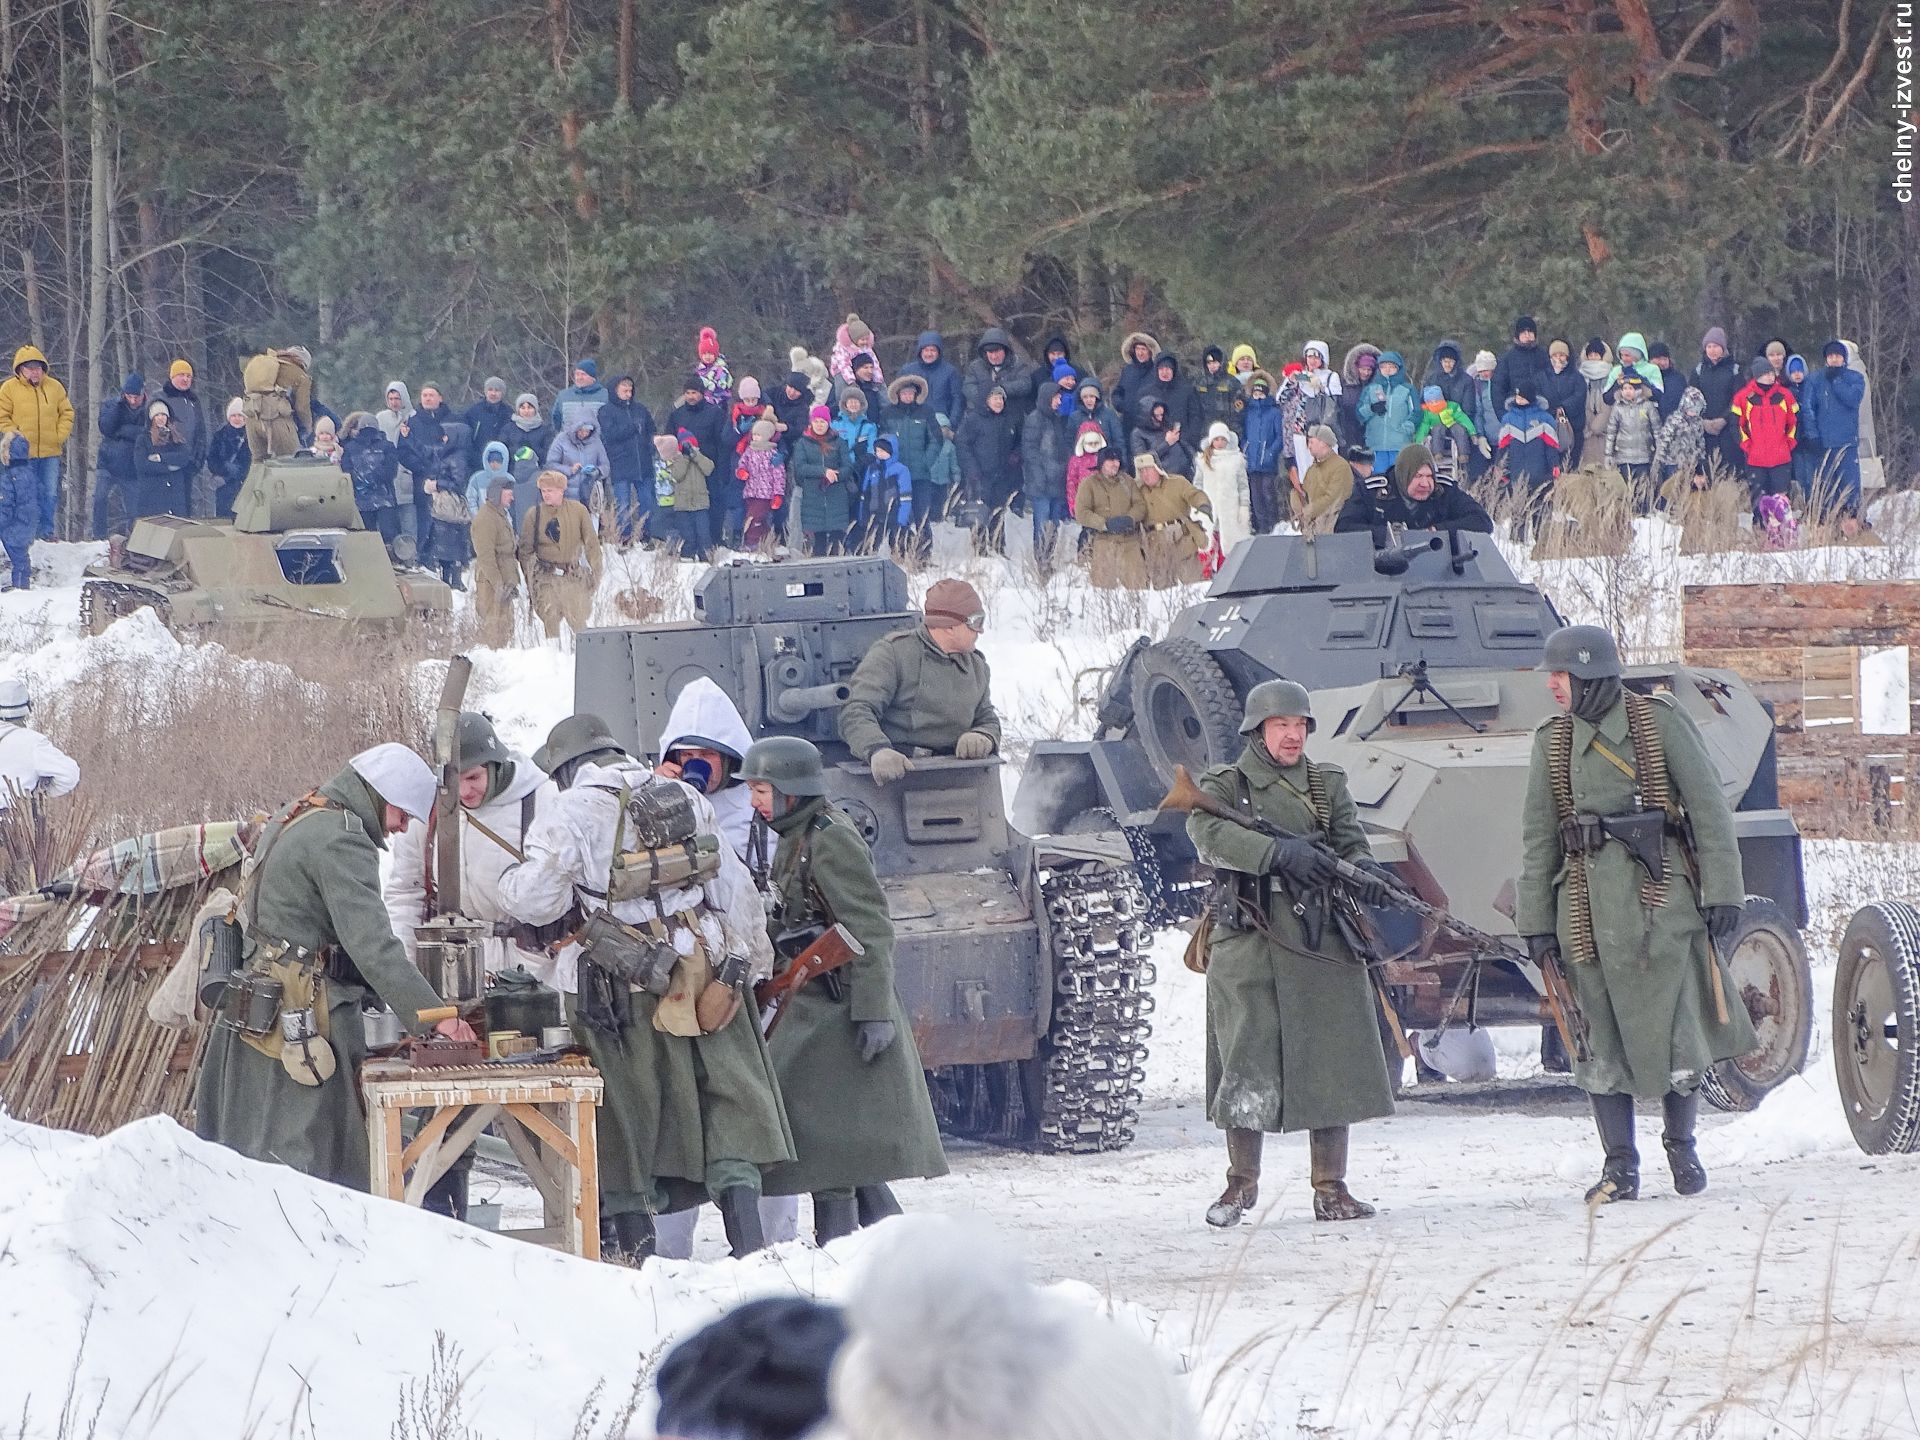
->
[362, 1009, 404, 1049]
[541, 1025, 573, 1050]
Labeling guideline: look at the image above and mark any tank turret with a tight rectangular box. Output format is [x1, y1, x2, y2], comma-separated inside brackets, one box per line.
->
[231, 455, 365, 534]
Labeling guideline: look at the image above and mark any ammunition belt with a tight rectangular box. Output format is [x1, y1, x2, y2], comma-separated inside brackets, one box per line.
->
[1548, 690, 1676, 965]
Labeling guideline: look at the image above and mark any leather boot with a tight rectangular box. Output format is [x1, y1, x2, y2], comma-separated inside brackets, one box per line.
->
[1585, 1092, 1641, 1203]
[1206, 1128, 1264, 1228]
[1309, 1127, 1376, 1221]
[717, 1187, 766, 1258]
[855, 1183, 903, 1227]
[813, 1192, 859, 1245]
[1662, 1090, 1707, 1196]
[604, 1210, 654, 1266]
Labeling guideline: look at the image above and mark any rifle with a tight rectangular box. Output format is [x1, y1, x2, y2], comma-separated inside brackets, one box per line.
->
[753, 922, 865, 1036]
[1159, 764, 1589, 1062]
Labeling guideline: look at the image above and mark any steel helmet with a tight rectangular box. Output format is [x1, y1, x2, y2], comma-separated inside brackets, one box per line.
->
[1239, 678, 1314, 735]
[738, 736, 828, 796]
[348, 743, 436, 824]
[1537, 625, 1621, 680]
[533, 713, 624, 776]
[453, 711, 510, 771]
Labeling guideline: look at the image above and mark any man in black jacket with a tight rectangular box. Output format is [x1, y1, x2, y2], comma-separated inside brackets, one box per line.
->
[461, 377, 516, 473]
[962, 328, 1033, 429]
[1691, 327, 1743, 480]
[93, 373, 150, 537]
[666, 374, 734, 544]
[1334, 442, 1492, 536]
[598, 376, 655, 544]
[1491, 316, 1550, 415]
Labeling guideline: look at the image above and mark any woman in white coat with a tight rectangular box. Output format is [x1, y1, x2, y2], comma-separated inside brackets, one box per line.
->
[1194, 422, 1253, 555]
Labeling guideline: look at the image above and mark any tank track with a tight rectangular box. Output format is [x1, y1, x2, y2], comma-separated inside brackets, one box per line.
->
[79, 581, 169, 636]
[928, 852, 1156, 1154]
[1031, 854, 1156, 1152]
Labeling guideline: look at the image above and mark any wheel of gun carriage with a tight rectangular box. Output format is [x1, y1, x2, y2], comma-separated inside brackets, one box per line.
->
[1832, 900, 1920, 1154]
[1697, 895, 1814, 1112]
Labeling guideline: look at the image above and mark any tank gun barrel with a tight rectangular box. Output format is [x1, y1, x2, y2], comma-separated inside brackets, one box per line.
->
[769, 681, 852, 723]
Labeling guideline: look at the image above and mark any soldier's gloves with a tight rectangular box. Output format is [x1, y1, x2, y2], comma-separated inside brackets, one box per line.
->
[1105, 514, 1137, 533]
[954, 730, 996, 760]
[1348, 860, 1396, 907]
[1706, 905, 1744, 944]
[1268, 836, 1339, 887]
[1524, 933, 1560, 967]
[868, 748, 913, 785]
[855, 1020, 897, 1063]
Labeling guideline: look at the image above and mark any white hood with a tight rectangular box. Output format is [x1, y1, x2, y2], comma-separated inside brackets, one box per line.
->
[655, 676, 754, 764]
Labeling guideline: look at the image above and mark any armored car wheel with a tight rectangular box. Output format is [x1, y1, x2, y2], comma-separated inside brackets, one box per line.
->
[1833, 901, 1920, 1154]
[1130, 638, 1240, 783]
[1698, 895, 1814, 1112]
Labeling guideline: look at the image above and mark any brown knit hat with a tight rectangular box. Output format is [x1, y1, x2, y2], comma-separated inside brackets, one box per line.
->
[925, 577, 985, 630]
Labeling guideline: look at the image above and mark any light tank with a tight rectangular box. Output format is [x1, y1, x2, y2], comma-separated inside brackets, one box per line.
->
[575, 557, 1155, 1153]
[80, 455, 453, 635]
[1015, 528, 1814, 1111]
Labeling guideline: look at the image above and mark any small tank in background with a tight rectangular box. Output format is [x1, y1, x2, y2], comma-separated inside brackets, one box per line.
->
[80, 456, 452, 636]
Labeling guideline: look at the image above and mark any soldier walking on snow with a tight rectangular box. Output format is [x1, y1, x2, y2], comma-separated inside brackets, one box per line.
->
[1186, 681, 1398, 1226]
[517, 469, 601, 640]
[1518, 626, 1755, 1202]
[741, 736, 948, 1242]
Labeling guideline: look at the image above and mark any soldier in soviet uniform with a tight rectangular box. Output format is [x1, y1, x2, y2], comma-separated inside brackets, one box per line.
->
[740, 736, 948, 1241]
[838, 577, 999, 786]
[496, 714, 791, 1262]
[1186, 680, 1397, 1226]
[241, 345, 314, 460]
[195, 744, 471, 1188]
[1518, 625, 1755, 1202]
[518, 468, 601, 639]
[470, 477, 519, 646]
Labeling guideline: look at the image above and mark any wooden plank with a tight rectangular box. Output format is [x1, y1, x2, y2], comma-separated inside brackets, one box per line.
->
[500, 1113, 565, 1211]
[1803, 697, 1858, 724]
[400, 1103, 466, 1176]
[1802, 649, 1858, 682]
[504, 1101, 578, 1167]
[407, 1103, 501, 1202]
[576, 1098, 599, 1262]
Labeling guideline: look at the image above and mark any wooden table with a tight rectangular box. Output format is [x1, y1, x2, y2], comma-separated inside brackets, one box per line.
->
[362, 1059, 604, 1260]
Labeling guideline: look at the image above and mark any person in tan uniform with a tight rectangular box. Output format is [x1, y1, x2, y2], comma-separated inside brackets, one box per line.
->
[1293, 425, 1353, 535]
[240, 346, 314, 461]
[517, 468, 601, 639]
[1135, 453, 1212, 587]
[1072, 450, 1147, 589]
[470, 476, 519, 645]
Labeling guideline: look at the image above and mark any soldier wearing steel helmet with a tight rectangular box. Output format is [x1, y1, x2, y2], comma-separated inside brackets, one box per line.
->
[741, 735, 948, 1243]
[196, 743, 471, 1188]
[1185, 679, 1398, 1228]
[497, 713, 791, 1263]
[1518, 625, 1754, 1204]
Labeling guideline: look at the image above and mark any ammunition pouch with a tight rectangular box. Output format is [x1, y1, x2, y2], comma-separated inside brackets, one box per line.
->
[1558, 812, 1607, 856]
[579, 958, 632, 1035]
[577, 909, 678, 996]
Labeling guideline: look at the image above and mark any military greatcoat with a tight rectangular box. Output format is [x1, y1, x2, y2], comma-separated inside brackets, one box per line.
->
[195, 770, 445, 1189]
[838, 625, 999, 761]
[758, 797, 948, 1196]
[1187, 742, 1395, 1133]
[1517, 692, 1756, 1098]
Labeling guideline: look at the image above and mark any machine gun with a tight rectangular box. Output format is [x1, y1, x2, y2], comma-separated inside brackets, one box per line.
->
[1157, 764, 1589, 1062]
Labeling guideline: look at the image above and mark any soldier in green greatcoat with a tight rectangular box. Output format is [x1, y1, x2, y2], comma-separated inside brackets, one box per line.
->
[195, 744, 469, 1189]
[739, 736, 948, 1242]
[1518, 625, 1756, 1203]
[838, 577, 999, 785]
[1186, 680, 1398, 1227]
[496, 714, 793, 1263]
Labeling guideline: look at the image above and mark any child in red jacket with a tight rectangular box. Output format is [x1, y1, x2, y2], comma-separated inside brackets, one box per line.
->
[1731, 357, 1798, 503]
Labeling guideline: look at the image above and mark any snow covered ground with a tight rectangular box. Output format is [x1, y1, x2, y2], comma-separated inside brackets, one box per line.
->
[3, 516, 1919, 1439]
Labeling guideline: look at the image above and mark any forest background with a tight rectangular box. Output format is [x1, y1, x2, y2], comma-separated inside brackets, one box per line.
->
[0, 0, 1911, 497]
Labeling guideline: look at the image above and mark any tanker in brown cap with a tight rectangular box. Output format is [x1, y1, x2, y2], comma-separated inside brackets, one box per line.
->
[839, 578, 999, 785]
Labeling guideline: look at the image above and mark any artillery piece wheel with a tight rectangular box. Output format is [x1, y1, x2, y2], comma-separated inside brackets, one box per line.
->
[1832, 900, 1920, 1154]
[1698, 895, 1813, 1112]
[1130, 638, 1240, 783]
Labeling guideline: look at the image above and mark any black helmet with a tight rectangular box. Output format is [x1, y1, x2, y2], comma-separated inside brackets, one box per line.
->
[1239, 678, 1314, 735]
[738, 736, 828, 796]
[533, 713, 624, 776]
[1537, 625, 1621, 680]
[453, 711, 510, 771]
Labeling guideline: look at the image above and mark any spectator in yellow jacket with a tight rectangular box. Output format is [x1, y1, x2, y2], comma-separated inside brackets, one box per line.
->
[0, 346, 75, 538]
